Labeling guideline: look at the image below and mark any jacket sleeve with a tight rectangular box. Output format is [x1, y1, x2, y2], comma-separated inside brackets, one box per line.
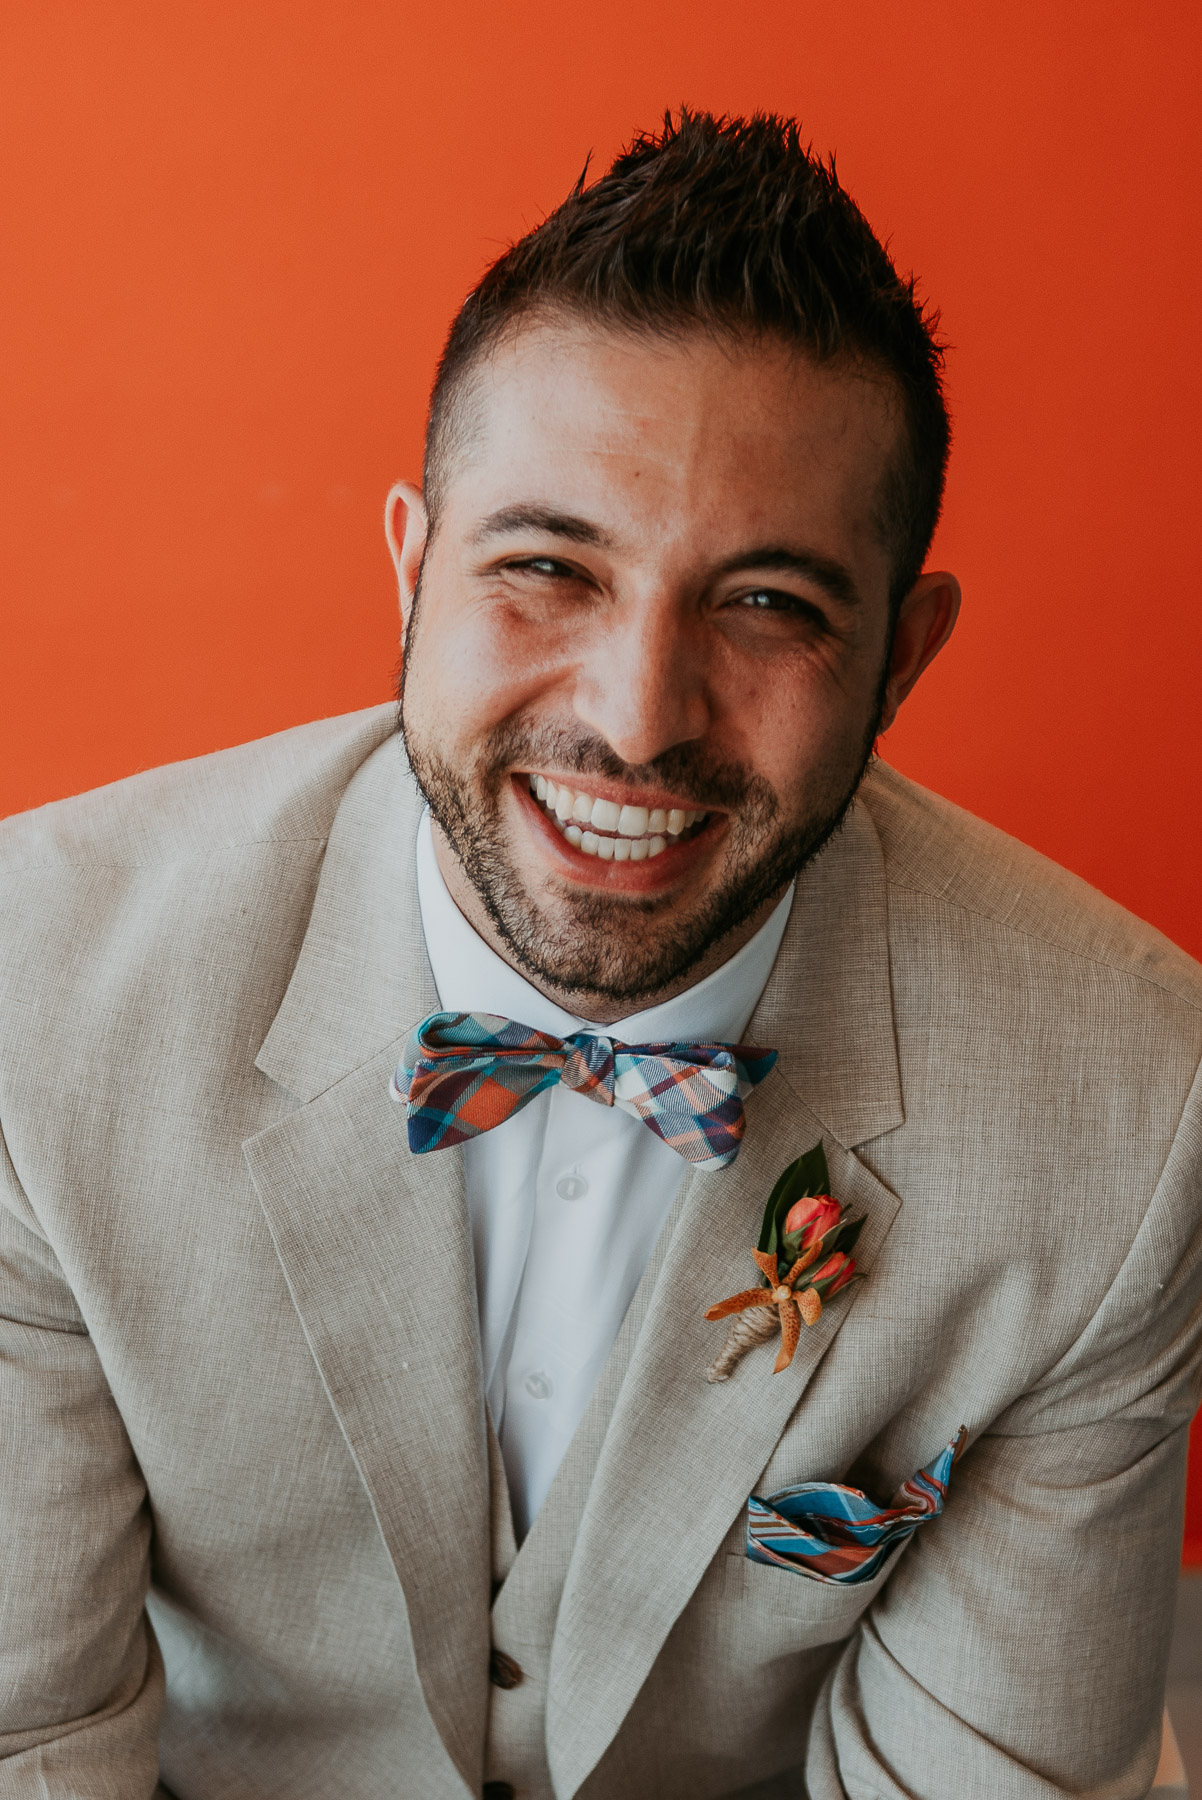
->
[0, 1119, 163, 1796]
[807, 1058, 1202, 1800]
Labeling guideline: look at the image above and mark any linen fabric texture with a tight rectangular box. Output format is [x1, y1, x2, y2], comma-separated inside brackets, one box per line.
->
[392, 1009, 778, 1167]
[0, 705, 1200, 1800]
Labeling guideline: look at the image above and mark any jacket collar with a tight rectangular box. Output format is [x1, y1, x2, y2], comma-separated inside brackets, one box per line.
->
[748, 795, 903, 1149]
[254, 731, 432, 1102]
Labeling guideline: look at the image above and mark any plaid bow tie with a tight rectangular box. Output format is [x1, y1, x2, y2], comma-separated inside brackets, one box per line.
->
[391, 1010, 777, 1170]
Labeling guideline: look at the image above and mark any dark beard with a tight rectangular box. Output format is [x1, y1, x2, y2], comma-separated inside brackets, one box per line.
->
[399, 704, 880, 1011]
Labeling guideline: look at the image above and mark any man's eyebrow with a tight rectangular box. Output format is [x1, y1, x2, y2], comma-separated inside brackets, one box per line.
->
[469, 504, 615, 549]
[715, 545, 862, 608]
[468, 510, 861, 606]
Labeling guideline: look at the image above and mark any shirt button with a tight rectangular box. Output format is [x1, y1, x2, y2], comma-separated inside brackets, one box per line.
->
[555, 1172, 589, 1200]
[523, 1370, 554, 1401]
[489, 1647, 524, 1689]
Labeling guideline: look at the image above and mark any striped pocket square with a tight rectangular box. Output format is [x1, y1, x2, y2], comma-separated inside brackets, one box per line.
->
[746, 1431, 964, 1585]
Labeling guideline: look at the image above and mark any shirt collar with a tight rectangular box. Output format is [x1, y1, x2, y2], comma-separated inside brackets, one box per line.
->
[415, 808, 792, 1046]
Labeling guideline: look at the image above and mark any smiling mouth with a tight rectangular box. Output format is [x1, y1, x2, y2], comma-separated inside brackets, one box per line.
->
[526, 774, 710, 862]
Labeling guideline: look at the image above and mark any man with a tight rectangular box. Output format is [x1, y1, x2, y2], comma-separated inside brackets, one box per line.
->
[0, 109, 1198, 1800]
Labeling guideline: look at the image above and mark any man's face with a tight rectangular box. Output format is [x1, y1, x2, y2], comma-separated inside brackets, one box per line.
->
[392, 318, 950, 1018]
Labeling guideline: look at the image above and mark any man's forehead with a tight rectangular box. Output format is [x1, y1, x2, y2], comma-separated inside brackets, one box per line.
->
[438, 317, 902, 566]
[477, 316, 896, 449]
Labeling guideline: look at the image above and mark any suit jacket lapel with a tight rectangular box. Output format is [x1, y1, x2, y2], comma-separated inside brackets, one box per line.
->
[243, 734, 491, 1796]
[546, 797, 906, 1798]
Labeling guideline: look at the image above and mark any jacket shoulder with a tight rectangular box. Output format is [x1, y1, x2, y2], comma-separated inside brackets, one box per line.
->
[859, 760, 1202, 1014]
[0, 705, 398, 871]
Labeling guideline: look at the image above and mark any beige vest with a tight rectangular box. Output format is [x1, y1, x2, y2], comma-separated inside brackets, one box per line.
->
[483, 1204, 679, 1798]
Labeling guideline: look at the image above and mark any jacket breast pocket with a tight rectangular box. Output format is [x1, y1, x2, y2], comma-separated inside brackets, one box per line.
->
[721, 1532, 907, 1644]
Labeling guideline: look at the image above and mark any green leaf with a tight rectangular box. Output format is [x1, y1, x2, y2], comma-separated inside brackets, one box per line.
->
[756, 1141, 830, 1255]
[818, 1216, 865, 1260]
[837, 1216, 866, 1255]
[756, 1180, 785, 1256]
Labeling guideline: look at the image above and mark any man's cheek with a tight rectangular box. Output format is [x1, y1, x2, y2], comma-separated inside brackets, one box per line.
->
[447, 635, 551, 729]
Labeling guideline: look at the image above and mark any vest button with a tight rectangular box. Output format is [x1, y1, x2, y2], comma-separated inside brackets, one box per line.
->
[483, 1784, 516, 1799]
[489, 1648, 524, 1689]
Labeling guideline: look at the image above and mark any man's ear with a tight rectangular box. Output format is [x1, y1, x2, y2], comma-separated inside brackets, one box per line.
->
[879, 570, 962, 732]
[384, 481, 428, 635]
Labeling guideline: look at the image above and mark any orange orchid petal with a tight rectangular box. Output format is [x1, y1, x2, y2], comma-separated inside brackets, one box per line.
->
[773, 1299, 801, 1372]
[785, 1241, 823, 1283]
[704, 1288, 774, 1321]
[751, 1248, 779, 1282]
[797, 1286, 823, 1327]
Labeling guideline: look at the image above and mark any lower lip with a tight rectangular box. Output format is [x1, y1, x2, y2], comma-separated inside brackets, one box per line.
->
[512, 778, 722, 891]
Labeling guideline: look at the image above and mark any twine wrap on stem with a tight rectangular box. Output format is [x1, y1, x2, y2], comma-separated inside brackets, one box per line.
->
[706, 1304, 780, 1381]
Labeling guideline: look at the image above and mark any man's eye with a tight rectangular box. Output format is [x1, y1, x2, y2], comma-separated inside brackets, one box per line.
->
[507, 556, 573, 578]
[736, 589, 821, 619]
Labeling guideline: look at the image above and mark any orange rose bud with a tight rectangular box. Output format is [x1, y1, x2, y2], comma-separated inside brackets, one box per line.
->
[810, 1250, 856, 1295]
[783, 1194, 841, 1249]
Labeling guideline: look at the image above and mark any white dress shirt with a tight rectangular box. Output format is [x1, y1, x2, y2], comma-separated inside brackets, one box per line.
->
[415, 810, 793, 1537]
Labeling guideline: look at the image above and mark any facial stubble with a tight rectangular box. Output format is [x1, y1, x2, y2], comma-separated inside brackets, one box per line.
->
[400, 609, 885, 1009]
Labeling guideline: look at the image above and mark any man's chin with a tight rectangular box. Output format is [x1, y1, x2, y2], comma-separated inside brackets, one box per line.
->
[471, 865, 779, 1011]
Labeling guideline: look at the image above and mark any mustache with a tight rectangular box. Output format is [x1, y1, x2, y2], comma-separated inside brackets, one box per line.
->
[475, 719, 779, 820]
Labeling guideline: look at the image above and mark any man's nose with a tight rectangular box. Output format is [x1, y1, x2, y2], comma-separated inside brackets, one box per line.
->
[570, 595, 712, 767]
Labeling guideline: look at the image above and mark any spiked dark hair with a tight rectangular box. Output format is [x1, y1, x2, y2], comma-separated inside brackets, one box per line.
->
[423, 108, 950, 605]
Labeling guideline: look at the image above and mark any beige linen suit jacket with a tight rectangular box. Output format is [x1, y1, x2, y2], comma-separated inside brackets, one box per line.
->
[1, 704, 1200, 1800]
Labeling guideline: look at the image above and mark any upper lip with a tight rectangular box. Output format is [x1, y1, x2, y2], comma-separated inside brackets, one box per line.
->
[519, 770, 719, 816]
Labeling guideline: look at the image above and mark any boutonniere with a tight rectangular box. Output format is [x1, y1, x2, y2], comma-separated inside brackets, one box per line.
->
[705, 1141, 865, 1382]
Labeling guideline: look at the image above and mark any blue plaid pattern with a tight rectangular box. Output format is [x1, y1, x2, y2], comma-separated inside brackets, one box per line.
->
[391, 1010, 777, 1170]
[746, 1433, 963, 1584]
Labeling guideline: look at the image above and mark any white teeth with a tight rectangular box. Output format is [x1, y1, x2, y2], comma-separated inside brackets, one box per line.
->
[531, 776, 708, 858]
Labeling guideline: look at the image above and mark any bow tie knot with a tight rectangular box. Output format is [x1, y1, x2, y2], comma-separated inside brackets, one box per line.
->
[559, 1031, 618, 1102]
[391, 1010, 777, 1170]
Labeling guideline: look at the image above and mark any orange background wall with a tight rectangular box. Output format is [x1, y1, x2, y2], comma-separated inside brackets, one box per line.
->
[2, 3, 1200, 1555]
